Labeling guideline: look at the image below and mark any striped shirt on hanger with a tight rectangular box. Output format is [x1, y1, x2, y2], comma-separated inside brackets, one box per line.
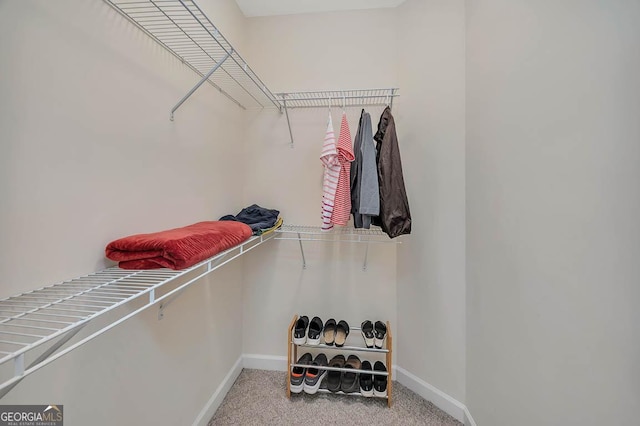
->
[320, 114, 339, 231]
[331, 113, 355, 226]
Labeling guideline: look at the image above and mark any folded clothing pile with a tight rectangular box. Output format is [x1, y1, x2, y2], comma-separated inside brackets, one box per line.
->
[219, 204, 282, 235]
[105, 221, 252, 270]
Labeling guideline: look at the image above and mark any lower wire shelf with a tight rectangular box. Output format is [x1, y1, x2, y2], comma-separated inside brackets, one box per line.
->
[275, 224, 400, 270]
[0, 232, 274, 398]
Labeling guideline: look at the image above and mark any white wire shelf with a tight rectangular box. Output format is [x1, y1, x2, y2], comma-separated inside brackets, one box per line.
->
[277, 88, 398, 147]
[0, 232, 274, 397]
[275, 225, 398, 270]
[105, 0, 282, 116]
[276, 225, 396, 243]
[277, 88, 398, 109]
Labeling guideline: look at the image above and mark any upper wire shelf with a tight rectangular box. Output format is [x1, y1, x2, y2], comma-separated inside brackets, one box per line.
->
[277, 89, 398, 147]
[105, 0, 282, 115]
[277, 88, 399, 109]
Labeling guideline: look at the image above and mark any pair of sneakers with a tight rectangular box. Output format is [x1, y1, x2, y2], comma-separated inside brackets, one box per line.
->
[360, 320, 387, 349]
[360, 360, 389, 397]
[290, 353, 328, 394]
[293, 316, 323, 345]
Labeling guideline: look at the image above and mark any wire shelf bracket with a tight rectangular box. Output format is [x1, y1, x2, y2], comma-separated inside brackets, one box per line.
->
[170, 50, 231, 121]
[275, 224, 399, 270]
[277, 88, 398, 147]
[104, 0, 283, 119]
[0, 232, 274, 398]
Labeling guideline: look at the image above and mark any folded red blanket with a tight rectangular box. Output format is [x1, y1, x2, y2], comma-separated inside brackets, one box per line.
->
[105, 221, 252, 270]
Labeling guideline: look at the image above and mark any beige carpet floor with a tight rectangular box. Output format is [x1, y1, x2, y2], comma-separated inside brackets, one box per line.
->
[209, 369, 462, 426]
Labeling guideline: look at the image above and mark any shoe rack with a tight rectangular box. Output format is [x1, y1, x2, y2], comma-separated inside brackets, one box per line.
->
[287, 315, 393, 407]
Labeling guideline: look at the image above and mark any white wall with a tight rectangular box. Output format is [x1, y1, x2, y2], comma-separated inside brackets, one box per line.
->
[240, 7, 468, 413]
[244, 8, 398, 91]
[0, 1, 248, 424]
[8, 1, 637, 424]
[1, 267, 244, 426]
[0, 0, 247, 296]
[466, 0, 640, 425]
[396, 0, 467, 402]
[241, 9, 399, 358]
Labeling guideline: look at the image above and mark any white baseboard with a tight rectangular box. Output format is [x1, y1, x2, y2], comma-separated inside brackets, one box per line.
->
[394, 366, 466, 423]
[192, 356, 243, 426]
[464, 406, 478, 426]
[242, 354, 288, 371]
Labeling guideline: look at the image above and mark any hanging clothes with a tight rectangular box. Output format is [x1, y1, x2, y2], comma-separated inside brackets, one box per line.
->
[330, 113, 355, 226]
[350, 110, 379, 229]
[320, 114, 339, 231]
[372, 107, 411, 238]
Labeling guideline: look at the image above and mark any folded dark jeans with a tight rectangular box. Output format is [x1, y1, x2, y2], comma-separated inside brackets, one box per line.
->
[220, 204, 280, 233]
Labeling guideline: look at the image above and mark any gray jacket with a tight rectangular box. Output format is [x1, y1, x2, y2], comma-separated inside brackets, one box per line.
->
[350, 110, 380, 228]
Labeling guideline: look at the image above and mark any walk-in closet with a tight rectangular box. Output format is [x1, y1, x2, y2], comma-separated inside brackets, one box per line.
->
[0, 1, 637, 425]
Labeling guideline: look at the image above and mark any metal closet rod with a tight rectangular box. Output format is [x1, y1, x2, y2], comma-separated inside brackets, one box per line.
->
[279, 94, 400, 103]
[277, 88, 399, 147]
[278, 89, 398, 104]
[279, 87, 399, 94]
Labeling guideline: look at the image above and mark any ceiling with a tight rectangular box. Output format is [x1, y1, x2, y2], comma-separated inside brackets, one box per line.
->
[234, 0, 406, 17]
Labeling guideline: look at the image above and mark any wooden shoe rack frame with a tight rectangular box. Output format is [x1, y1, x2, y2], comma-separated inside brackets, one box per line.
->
[287, 315, 393, 407]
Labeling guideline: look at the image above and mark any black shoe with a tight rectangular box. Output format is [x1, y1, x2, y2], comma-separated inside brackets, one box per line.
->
[373, 361, 388, 397]
[304, 353, 328, 395]
[293, 316, 309, 344]
[323, 318, 337, 345]
[335, 320, 350, 347]
[290, 353, 312, 394]
[361, 320, 374, 348]
[341, 355, 361, 393]
[360, 361, 374, 397]
[307, 316, 323, 345]
[374, 321, 387, 349]
[326, 354, 345, 392]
